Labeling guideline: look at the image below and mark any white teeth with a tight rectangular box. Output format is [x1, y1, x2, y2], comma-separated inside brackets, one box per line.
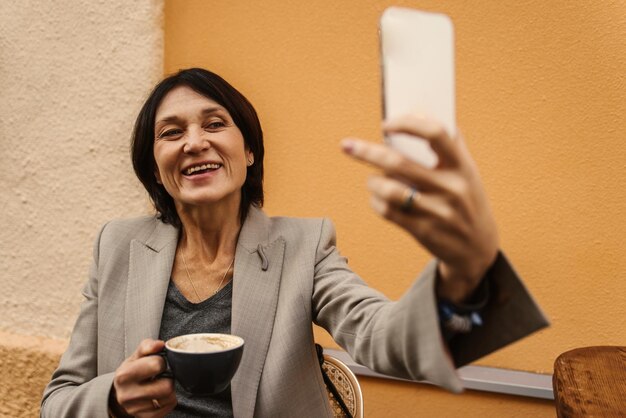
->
[184, 163, 220, 175]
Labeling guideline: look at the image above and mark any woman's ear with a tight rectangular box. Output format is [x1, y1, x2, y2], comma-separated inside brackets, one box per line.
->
[246, 151, 254, 167]
[155, 170, 162, 184]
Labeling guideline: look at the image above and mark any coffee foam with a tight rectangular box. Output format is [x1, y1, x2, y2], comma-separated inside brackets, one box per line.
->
[168, 334, 242, 353]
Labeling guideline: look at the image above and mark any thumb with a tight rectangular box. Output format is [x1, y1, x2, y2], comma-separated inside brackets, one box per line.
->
[130, 338, 165, 360]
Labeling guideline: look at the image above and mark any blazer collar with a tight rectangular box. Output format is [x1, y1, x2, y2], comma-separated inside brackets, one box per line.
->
[125, 208, 284, 418]
[125, 219, 178, 357]
[237, 205, 272, 252]
[136, 205, 271, 254]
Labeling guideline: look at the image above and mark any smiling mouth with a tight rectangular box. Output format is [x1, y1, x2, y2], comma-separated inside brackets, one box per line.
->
[183, 163, 222, 176]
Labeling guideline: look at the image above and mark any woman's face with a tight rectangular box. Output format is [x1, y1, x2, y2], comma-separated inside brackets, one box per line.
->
[153, 85, 253, 212]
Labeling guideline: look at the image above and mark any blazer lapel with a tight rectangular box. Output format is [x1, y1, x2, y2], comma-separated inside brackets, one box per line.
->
[125, 220, 178, 357]
[231, 207, 285, 418]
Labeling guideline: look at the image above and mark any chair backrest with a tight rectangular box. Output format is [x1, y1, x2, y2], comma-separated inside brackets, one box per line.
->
[553, 346, 626, 417]
[321, 353, 364, 418]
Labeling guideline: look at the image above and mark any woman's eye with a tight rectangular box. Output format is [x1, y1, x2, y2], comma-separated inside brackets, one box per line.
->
[158, 129, 183, 139]
[205, 121, 226, 130]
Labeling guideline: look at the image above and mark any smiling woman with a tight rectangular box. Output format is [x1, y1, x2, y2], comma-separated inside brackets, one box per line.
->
[131, 69, 265, 227]
[152, 87, 252, 214]
[41, 68, 547, 418]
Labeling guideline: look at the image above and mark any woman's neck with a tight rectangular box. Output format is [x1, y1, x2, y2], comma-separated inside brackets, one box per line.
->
[176, 200, 242, 262]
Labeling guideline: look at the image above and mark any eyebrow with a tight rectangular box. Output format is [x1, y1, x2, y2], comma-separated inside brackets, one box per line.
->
[155, 106, 226, 127]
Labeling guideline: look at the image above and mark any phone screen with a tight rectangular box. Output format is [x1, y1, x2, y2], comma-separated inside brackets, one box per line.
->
[380, 7, 456, 168]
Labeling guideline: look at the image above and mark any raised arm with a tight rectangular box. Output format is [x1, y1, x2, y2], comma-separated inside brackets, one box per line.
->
[312, 114, 549, 391]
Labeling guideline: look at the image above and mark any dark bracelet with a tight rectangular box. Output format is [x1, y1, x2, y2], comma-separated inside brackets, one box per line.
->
[437, 300, 483, 334]
[436, 255, 497, 335]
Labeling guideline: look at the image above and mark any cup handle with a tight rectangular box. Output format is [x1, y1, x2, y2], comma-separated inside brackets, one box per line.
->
[154, 350, 174, 379]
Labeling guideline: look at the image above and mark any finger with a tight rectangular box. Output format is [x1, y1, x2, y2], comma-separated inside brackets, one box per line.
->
[154, 375, 175, 397]
[341, 138, 442, 190]
[139, 375, 175, 399]
[118, 379, 175, 416]
[368, 176, 422, 212]
[131, 339, 165, 360]
[157, 391, 178, 414]
[116, 355, 167, 387]
[367, 176, 456, 222]
[383, 114, 460, 167]
[345, 139, 476, 232]
[371, 195, 456, 255]
[371, 190, 472, 253]
[135, 392, 176, 418]
[124, 398, 155, 417]
[369, 195, 430, 245]
[134, 401, 175, 418]
[159, 390, 178, 407]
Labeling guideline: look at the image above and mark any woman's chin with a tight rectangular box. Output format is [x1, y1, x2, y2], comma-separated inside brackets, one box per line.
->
[175, 191, 241, 210]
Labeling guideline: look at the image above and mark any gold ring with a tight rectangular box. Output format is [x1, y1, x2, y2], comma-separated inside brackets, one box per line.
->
[401, 187, 419, 213]
[152, 398, 162, 409]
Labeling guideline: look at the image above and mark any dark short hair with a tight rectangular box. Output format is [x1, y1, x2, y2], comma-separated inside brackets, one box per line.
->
[131, 68, 264, 227]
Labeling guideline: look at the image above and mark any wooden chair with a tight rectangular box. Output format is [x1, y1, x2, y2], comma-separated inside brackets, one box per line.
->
[321, 352, 364, 418]
[553, 346, 626, 418]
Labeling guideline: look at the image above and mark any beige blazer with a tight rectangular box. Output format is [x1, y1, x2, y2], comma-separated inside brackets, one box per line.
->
[42, 207, 548, 417]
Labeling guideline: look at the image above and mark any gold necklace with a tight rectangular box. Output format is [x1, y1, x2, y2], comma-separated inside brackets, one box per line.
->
[180, 247, 234, 303]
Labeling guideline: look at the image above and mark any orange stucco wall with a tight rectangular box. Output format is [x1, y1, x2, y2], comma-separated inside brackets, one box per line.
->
[164, 0, 625, 416]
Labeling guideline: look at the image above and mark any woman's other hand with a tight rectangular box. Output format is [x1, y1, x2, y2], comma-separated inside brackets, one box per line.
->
[110, 339, 177, 417]
[341, 114, 499, 304]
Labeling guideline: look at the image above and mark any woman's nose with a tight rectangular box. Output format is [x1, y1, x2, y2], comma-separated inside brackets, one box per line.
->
[183, 127, 209, 153]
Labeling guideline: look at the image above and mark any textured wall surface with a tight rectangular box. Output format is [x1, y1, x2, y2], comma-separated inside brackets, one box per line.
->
[0, 0, 163, 339]
[0, 332, 66, 417]
[164, 0, 625, 415]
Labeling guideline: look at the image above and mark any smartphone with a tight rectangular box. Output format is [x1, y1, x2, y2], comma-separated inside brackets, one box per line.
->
[380, 7, 456, 168]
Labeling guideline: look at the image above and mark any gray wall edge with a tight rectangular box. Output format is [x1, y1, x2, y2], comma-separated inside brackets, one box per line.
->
[324, 348, 554, 400]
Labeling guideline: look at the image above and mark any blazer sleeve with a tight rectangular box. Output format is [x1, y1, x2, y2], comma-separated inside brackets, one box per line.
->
[41, 223, 114, 418]
[311, 218, 549, 393]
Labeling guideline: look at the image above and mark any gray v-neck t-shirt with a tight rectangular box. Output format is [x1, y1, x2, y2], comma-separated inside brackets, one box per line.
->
[158, 280, 234, 417]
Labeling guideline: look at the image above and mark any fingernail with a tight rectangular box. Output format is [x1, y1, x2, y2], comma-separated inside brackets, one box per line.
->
[340, 138, 355, 153]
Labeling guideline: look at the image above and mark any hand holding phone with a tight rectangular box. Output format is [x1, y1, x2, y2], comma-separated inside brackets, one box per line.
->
[341, 7, 498, 303]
